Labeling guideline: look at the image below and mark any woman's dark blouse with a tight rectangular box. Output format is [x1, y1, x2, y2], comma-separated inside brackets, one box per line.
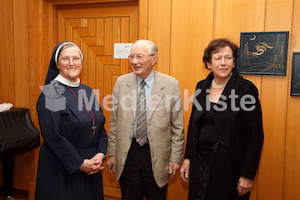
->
[197, 102, 218, 158]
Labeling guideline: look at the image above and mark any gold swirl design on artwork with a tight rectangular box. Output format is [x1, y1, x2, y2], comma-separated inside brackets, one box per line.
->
[248, 42, 275, 56]
[249, 35, 256, 40]
[294, 80, 300, 89]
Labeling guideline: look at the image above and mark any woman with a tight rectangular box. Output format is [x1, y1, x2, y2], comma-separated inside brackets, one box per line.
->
[180, 38, 264, 200]
[35, 42, 108, 200]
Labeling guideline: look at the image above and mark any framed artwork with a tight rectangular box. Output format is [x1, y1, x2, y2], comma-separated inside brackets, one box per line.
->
[291, 52, 300, 96]
[238, 31, 289, 75]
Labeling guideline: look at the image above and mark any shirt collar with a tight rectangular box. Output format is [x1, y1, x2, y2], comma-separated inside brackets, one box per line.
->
[54, 74, 80, 87]
[137, 69, 155, 87]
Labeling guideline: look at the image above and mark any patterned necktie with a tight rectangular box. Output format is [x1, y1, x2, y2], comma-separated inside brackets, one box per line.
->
[136, 80, 148, 146]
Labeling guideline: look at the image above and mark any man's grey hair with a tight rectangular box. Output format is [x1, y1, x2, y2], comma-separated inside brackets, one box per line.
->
[134, 39, 158, 56]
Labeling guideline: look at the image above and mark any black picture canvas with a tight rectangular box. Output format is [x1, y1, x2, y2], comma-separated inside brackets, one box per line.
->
[291, 52, 300, 96]
[238, 31, 289, 75]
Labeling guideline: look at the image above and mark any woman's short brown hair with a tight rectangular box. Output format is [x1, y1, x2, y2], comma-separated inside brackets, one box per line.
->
[202, 38, 238, 69]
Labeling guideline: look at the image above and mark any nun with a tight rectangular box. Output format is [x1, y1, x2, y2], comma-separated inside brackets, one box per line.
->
[35, 42, 108, 200]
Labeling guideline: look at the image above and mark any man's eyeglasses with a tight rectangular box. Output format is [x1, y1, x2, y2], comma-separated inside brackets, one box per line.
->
[128, 54, 155, 61]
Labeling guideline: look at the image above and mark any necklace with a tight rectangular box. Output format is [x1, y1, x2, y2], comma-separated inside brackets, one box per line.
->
[211, 78, 227, 89]
[67, 85, 96, 135]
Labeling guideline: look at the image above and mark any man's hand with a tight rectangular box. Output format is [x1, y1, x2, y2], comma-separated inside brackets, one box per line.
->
[106, 156, 116, 174]
[169, 161, 180, 178]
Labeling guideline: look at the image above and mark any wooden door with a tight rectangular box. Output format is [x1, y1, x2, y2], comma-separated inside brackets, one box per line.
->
[57, 2, 138, 199]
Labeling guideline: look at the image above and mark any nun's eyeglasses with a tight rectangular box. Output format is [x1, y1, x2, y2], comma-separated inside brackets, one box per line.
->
[59, 57, 82, 64]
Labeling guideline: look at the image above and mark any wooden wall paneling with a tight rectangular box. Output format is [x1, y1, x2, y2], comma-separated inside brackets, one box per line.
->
[72, 27, 84, 45]
[103, 186, 122, 199]
[96, 18, 104, 46]
[42, 2, 58, 82]
[0, 0, 15, 104]
[94, 18, 105, 103]
[57, 2, 138, 43]
[28, 182, 36, 200]
[259, 76, 288, 200]
[58, 11, 66, 42]
[56, 2, 138, 18]
[258, 0, 294, 200]
[13, 0, 32, 191]
[0, 0, 15, 188]
[102, 13, 113, 152]
[285, 98, 300, 200]
[147, 0, 171, 75]
[28, 0, 52, 198]
[104, 18, 113, 56]
[81, 18, 88, 28]
[290, 0, 300, 51]
[88, 18, 96, 36]
[169, 1, 215, 199]
[112, 17, 121, 66]
[285, 0, 300, 199]
[50, 0, 137, 5]
[138, 0, 148, 39]
[104, 196, 122, 200]
[73, 28, 86, 49]
[103, 65, 121, 192]
[264, 0, 294, 31]
[28, 0, 43, 125]
[80, 37, 89, 85]
[27, 0, 44, 191]
[129, 4, 138, 43]
[95, 48, 104, 104]
[88, 45, 97, 89]
[103, 64, 119, 191]
[214, 0, 265, 40]
[120, 17, 130, 74]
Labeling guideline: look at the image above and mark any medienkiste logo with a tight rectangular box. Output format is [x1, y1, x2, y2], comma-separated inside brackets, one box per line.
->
[40, 81, 257, 112]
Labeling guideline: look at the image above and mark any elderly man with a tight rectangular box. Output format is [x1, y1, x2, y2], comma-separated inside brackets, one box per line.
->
[106, 39, 185, 200]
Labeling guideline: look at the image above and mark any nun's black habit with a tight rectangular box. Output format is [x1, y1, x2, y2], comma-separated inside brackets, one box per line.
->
[35, 42, 108, 200]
